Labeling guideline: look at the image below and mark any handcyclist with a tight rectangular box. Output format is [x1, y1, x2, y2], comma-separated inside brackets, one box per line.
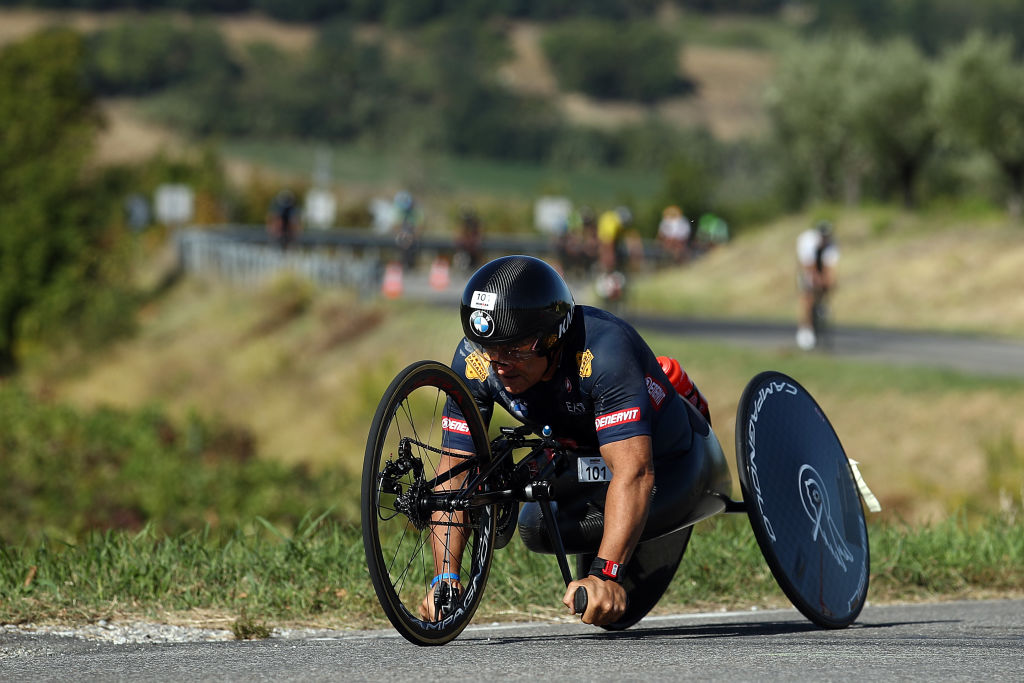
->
[795, 220, 839, 350]
[421, 255, 711, 627]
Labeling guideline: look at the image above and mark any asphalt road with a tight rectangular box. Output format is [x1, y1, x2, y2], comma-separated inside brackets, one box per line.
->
[3, 600, 1022, 681]
[408, 267, 1024, 380]
[5, 269, 1019, 680]
[626, 313, 1024, 379]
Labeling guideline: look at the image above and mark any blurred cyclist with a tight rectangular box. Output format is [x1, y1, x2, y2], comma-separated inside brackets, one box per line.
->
[266, 189, 302, 251]
[796, 220, 839, 350]
[392, 191, 424, 270]
[453, 206, 483, 272]
[595, 206, 633, 308]
[423, 255, 712, 627]
[657, 205, 691, 264]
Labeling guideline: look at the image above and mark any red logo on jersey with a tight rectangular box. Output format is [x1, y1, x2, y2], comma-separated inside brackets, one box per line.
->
[441, 416, 470, 434]
[645, 375, 667, 409]
[594, 408, 641, 431]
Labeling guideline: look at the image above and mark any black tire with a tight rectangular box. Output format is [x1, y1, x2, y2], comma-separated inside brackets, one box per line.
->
[735, 371, 869, 629]
[594, 525, 693, 631]
[811, 292, 831, 350]
[362, 361, 495, 646]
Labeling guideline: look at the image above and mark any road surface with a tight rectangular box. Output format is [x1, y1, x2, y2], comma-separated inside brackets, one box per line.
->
[401, 269, 1024, 380]
[3, 600, 1022, 681]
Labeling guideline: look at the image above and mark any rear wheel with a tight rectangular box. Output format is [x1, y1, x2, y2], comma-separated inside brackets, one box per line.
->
[735, 371, 869, 629]
[362, 361, 494, 645]
[577, 525, 693, 631]
[811, 290, 831, 350]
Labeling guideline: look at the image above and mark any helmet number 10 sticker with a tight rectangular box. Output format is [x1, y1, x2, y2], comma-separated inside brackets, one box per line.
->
[578, 456, 612, 483]
[471, 291, 497, 310]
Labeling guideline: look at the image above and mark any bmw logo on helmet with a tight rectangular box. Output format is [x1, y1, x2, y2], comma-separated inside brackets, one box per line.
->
[469, 310, 494, 337]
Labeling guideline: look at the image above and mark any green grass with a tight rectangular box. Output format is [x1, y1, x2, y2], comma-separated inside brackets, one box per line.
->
[223, 139, 662, 205]
[2, 512, 1021, 630]
[0, 383, 359, 543]
[5, 255, 1023, 629]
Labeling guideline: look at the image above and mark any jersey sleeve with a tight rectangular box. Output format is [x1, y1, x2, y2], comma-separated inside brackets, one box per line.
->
[442, 339, 495, 453]
[586, 331, 654, 447]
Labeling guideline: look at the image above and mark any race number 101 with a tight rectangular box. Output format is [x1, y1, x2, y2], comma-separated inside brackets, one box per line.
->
[577, 456, 612, 483]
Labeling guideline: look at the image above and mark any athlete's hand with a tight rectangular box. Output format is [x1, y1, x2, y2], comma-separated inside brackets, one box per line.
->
[563, 575, 627, 626]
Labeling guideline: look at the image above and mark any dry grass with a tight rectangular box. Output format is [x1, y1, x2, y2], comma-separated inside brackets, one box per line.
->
[634, 210, 1024, 338]
[4, 9, 777, 169]
[214, 12, 314, 55]
[0, 8, 314, 53]
[629, 209, 1024, 523]
[36, 211, 1024, 526]
[499, 22, 775, 139]
[43, 274, 462, 474]
[497, 22, 558, 96]
[641, 339, 1024, 525]
[0, 8, 113, 46]
[661, 45, 775, 140]
[93, 99, 184, 166]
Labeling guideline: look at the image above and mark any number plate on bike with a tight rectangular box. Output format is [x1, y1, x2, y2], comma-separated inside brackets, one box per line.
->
[577, 456, 612, 483]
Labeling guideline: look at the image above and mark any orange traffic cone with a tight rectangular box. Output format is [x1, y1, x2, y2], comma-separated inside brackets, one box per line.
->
[429, 257, 451, 291]
[382, 262, 403, 299]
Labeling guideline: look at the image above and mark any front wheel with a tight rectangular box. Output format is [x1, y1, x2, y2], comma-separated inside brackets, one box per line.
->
[362, 361, 495, 646]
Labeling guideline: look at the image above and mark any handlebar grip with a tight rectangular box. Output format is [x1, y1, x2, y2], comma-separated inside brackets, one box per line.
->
[573, 586, 588, 615]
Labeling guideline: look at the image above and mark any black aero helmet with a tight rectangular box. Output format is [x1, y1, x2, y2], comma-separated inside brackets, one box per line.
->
[460, 256, 575, 354]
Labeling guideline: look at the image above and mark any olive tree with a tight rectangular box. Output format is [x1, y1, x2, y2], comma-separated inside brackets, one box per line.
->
[0, 30, 132, 374]
[764, 39, 861, 204]
[846, 38, 937, 207]
[934, 32, 1024, 218]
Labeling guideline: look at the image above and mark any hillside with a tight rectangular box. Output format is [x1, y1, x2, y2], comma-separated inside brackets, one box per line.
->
[31, 212, 1024, 524]
[633, 209, 1024, 339]
[1, 8, 778, 168]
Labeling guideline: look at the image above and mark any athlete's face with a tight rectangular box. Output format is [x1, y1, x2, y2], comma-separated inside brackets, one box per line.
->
[482, 341, 549, 395]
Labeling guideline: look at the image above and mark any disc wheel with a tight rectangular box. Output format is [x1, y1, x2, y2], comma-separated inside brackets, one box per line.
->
[735, 371, 869, 629]
[362, 361, 494, 645]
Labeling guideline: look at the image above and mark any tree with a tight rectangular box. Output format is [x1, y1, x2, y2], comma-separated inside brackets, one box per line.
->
[846, 39, 937, 207]
[765, 39, 860, 204]
[542, 19, 689, 102]
[0, 29, 130, 374]
[85, 18, 237, 96]
[934, 32, 1024, 218]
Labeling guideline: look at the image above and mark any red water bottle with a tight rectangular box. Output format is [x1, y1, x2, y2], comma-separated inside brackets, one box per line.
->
[656, 356, 711, 426]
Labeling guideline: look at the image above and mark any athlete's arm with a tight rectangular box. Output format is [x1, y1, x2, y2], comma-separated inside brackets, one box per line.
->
[562, 434, 654, 625]
[419, 446, 474, 621]
[420, 345, 493, 621]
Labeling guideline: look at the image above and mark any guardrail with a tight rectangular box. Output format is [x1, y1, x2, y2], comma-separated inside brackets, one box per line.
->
[174, 224, 671, 294]
[199, 224, 569, 253]
[175, 228, 383, 294]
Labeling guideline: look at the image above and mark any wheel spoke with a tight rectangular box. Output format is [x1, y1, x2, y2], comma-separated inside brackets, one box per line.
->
[362, 361, 495, 645]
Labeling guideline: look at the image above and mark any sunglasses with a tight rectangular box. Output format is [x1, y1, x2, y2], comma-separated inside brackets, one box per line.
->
[481, 339, 540, 364]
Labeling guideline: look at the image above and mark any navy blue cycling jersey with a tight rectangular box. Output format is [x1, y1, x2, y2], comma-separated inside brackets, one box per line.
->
[442, 306, 693, 458]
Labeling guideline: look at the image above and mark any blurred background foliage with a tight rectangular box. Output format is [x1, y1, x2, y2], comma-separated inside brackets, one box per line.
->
[0, 382, 355, 544]
[3, 0, 1024, 370]
[1, 0, 1024, 541]
[1, 0, 1023, 382]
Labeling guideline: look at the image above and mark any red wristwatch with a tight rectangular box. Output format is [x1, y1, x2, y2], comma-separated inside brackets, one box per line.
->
[588, 556, 624, 583]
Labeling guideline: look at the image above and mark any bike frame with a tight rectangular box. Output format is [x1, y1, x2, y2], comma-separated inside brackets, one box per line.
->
[402, 422, 745, 589]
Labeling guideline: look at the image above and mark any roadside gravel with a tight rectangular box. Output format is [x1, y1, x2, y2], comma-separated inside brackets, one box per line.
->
[1, 621, 353, 648]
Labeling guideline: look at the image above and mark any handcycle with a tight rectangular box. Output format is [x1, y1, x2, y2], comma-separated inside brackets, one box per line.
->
[362, 360, 874, 646]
